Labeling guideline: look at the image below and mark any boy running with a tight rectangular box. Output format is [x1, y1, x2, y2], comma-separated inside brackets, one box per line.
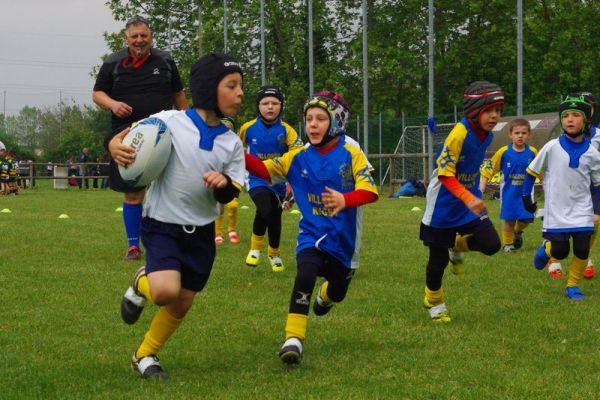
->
[523, 95, 600, 300]
[420, 81, 504, 322]
[110, 53, 245, 379]
[244, 91, 378, 364]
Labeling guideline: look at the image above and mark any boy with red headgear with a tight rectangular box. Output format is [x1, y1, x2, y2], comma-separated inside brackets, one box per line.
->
[420, 81, 504, 322]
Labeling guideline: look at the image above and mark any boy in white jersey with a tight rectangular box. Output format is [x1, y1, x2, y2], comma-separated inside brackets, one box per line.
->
[109, 53, 245, 379]
[545, 92, 600, 279]
[480, 118, 537, 253]
[244, 91, 378, 365]
[523, 95, 600, 300]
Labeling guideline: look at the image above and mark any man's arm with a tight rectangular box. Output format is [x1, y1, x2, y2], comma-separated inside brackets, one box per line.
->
[173, 90, 188, 110]
[92, 90, 133, 118]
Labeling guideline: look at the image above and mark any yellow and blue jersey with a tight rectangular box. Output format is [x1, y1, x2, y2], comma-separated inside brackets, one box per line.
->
[422, 118, 493, 228]
[262, 135, 377, 269]
[481, 144, 537, 221]
[239, 117, 303, 198]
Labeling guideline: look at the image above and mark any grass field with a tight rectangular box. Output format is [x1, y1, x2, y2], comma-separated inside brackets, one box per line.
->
[2, 183, 600, 399]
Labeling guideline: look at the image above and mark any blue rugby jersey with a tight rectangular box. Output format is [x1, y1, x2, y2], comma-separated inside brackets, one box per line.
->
[262, 135, 378, 269]
[481, 144, 537, 221]
[239, 117, 303, 198]
[422, 118, 493, 228]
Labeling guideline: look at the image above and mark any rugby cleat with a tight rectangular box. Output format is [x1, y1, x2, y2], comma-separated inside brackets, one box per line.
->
[131, 353, 169, 380]
[584, 259, 594, 279]
[123, 245, 142, 261]
[120, 266, 147, 325]
[269, 256, 285, 272]
[245, 249, 260, 267]
[279, 337, 303, 365]
[513, 232, 523, 249]
[214, 235, 224, 245]
[424, 298, 451, 323]
[449, 249, 465, 275]
[564, 286, 585, 300]
[228, 231, 240, 244]
[503, 245, 516, 253]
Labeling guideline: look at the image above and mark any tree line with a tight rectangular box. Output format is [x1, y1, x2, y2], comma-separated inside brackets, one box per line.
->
[2, 0, 598, 160]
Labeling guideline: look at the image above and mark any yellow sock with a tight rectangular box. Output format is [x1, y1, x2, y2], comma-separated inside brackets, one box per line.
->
[136, 307, 185, 358]
[227, 198, 239, 232]
[514, 221, 528, 234]
[268, 246, 280, 258]
[567, 256, 587, 288]
[453, 234, 471, 252]
[137, 275, 152, 302]
[250, 234, 265, 251]
[215, 213, 224, 237]
[425, 286, 444, 305]
[502, 231, 514, 246]
[319, 281, 332, 303]
[285, 313, 308, 341]
[590, 221, 600, 249]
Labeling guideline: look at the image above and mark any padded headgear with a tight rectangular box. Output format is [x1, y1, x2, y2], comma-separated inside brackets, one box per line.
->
[559, 95, 592, 135]
[463, 81, 505, 121]
[303, 90, 350, 147]
[189, 53, 243, 117]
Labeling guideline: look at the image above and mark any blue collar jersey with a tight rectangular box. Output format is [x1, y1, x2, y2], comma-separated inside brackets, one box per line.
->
[482, 144, 537, 221]
[263, 135, 378, 269]
[422, 118, 493, 228]
[239, 117, 302, 198]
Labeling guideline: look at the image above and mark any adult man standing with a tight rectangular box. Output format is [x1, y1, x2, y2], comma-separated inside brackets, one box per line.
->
[77, 147, 89, 189]
[93, 15, 188, 260]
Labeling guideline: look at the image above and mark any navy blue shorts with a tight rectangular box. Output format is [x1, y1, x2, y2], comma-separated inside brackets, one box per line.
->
[420, 214, 495, 248]
[592, 191, 600, 215]
[141, 217, 215, 292]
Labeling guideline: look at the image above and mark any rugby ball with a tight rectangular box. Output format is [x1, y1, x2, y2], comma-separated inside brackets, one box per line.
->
[118, 117, 172, 187]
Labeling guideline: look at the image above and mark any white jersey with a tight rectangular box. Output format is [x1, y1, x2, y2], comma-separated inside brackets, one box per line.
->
[143, 110, 246, 226]
[528, 136, 600, 232]
[589, 124, 600, 151]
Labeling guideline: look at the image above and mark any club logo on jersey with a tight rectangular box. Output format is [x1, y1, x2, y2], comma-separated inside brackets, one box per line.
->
[153, 68, 160, 75]
[295, 291, 311, 306]
[251, 138, 258, 145]
[339, 162, 354, 189]
[301, 168, 309, 178]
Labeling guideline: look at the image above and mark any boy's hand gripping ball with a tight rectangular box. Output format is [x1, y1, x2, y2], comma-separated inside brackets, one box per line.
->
[118, 117, 172, 187]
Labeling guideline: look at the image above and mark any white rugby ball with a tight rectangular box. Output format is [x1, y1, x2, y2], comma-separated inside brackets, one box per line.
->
[118, 117, 172, 187]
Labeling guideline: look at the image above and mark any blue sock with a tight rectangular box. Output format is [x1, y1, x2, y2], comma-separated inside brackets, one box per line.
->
[123, 202, 143, 248]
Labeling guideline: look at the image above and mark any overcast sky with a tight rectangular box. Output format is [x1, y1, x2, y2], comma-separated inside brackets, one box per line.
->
[0, 0, 122, 116]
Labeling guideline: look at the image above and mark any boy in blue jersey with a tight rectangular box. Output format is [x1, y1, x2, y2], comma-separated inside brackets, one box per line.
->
[239, 86, 304, 272]
[244, 91, 378, 364]
[480, 118, 537, 253]
[420, 81, 503, 322]
[523, 95, 600, 300]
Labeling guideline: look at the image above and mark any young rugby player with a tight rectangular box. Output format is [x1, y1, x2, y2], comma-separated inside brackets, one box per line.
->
[244, 91, 378, 364]
[109, 53, 245, 379]
[480, 118, 537, 252]
[523, 95, 600, 300]
[420, 81, 504, 322]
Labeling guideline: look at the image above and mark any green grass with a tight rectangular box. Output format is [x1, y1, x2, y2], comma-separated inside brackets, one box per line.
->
[1, 183, 600, 399]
